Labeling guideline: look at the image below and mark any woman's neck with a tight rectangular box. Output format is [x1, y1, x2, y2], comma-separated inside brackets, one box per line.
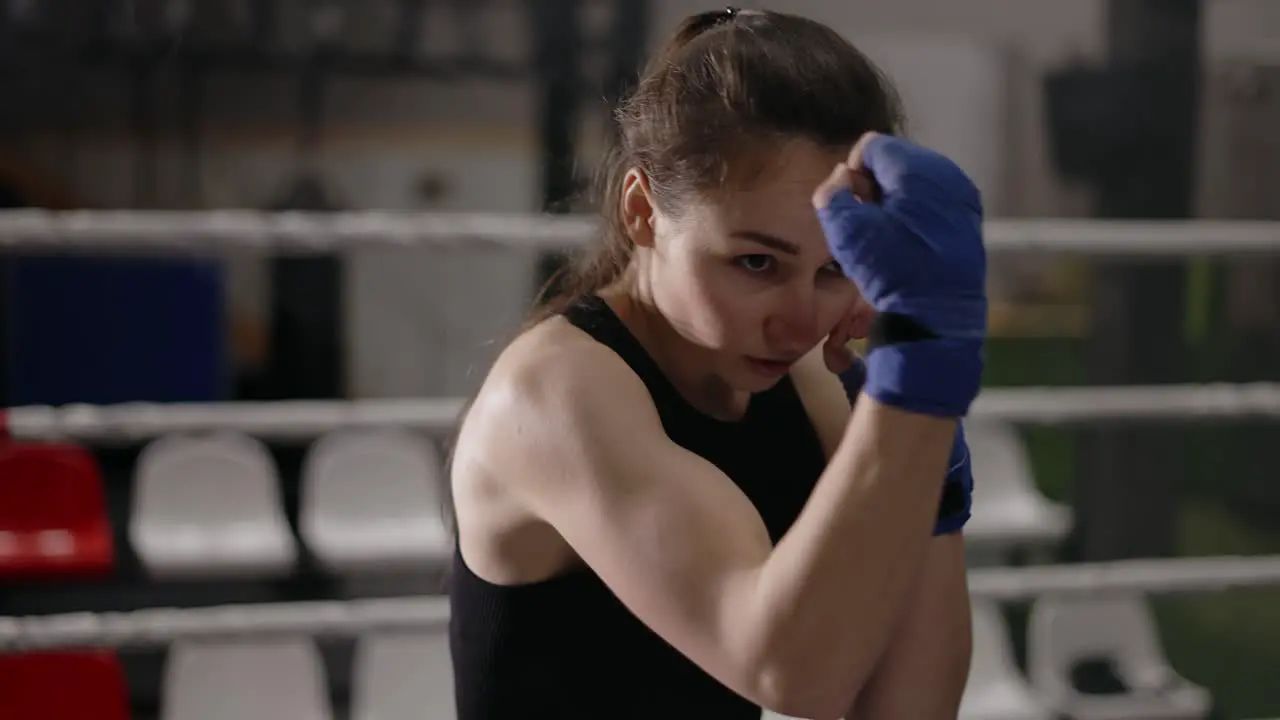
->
[597, 283, 751, 422]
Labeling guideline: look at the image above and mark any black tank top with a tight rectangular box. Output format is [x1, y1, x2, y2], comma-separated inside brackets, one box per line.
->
[449, 295, 829, 719]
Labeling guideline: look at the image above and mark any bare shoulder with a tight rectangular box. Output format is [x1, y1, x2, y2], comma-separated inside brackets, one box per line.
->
[788, 347, 852, 459]
[472, 317, 654, 429]
[453, 316, 660, 493]
[450, 316, 664, 581]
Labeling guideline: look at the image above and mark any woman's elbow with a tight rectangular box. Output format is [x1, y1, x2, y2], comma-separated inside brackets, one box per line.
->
[753, 657, 868, 720]
[734, 593, 880, 717]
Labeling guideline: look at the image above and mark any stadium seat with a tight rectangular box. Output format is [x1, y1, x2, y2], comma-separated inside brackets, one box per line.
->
[960, 600, 1052, 720]
[130, 432, 298, 578]
[0, 650, 130, 720]
[352, 630, 455, 720]
[162, 639, 332, 720]
[0, 442, 114, 578]
[300, 428, 449, 573]
[1028, 594, 1211, 720]
[963, 421, 1072, 556]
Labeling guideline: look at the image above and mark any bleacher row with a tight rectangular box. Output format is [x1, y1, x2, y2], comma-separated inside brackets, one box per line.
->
[0, 424, 1219, 719]
[0, 635, 454, 720]
[0, 428, 450, 581]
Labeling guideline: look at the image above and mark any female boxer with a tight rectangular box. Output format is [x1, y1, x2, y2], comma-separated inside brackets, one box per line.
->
[447, 8, 985, 719]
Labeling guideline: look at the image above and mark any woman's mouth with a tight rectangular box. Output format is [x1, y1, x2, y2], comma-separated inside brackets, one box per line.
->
[745, 356, 794, 377]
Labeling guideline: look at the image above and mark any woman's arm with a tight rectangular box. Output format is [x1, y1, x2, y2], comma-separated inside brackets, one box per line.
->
[848, 533, 971, 719]
[791, 352, 973, 719]
[462, 330, 955, 720]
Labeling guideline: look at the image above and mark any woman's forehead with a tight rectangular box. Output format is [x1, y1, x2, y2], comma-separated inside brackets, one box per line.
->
[694, 141, 842, 249]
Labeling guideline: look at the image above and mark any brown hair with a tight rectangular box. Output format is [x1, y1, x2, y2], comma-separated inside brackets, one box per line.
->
[528, 7, 905, 324]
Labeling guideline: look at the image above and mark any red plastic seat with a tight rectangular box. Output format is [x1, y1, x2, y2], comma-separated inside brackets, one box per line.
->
[0, 442, 114, 578]
[0, 651, 131, 720]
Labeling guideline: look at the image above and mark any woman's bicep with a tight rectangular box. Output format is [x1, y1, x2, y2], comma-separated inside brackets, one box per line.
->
[848, 532, 972, 719]
[491, 351, 779, 701]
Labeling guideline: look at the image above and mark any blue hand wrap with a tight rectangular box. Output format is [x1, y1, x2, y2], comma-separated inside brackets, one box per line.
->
[839, 358, 973, 535]
[817, 135, 988, 418]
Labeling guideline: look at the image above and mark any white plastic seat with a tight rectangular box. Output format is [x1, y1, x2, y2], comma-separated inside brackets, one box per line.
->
[1029, 594, 1211, 720]
[300, 428, 449, 574]
[162, 638, 332, 720]
[960, 600, 1052, 720]
[130, 432, 297, 578]
[352, 630, 455, 720]
[963, 421, 1072, 553]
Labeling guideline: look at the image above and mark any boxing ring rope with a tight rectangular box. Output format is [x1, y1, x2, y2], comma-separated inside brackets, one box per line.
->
[4, 555, 1280, 651]
[1, 209, 1279, 256]
[5, 382, 1280, 442]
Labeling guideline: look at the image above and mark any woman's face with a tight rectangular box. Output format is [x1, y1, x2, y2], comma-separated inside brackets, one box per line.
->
[630, 139, 866, 393]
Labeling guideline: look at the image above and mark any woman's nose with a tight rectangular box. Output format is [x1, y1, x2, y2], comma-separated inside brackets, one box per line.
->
[765, 290, 820, 350]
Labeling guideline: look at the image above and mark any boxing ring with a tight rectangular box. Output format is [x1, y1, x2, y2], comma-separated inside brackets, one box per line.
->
[2, 211, 1280, 718]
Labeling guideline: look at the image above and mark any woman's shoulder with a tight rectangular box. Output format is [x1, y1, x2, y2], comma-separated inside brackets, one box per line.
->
[450, 314, 672, 522]
[448, 317, 666, 585]
[465, 316, 656, 439]
[499, 315, 642, 390]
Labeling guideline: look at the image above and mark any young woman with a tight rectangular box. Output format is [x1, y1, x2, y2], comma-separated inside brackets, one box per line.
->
[448, 8, 985, 719]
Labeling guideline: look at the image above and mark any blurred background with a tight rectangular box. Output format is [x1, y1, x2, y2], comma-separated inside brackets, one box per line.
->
[0, 1, 1278, 719]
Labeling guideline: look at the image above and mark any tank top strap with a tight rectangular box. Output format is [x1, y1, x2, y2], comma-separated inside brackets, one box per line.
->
[561, 295, 688, 409]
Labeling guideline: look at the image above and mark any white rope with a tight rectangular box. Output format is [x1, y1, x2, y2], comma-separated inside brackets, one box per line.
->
[0, 596, 449, 651]
[5, 383, 1280, 442]
[968, 555, 1280, 601]
[971, 382, 1280, 423]
[2, 398, 467, 442]
[2, 555, 1278, 651]
[0, 210, 594, 254]
[0, 210, 1278, 256]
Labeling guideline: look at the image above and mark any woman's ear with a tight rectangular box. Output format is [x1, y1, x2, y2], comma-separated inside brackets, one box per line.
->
[621, 168, 657, 248]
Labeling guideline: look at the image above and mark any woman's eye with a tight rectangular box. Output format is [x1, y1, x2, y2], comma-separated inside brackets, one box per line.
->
[737, 255, 775, 273]
[821, 261, 844, 276]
